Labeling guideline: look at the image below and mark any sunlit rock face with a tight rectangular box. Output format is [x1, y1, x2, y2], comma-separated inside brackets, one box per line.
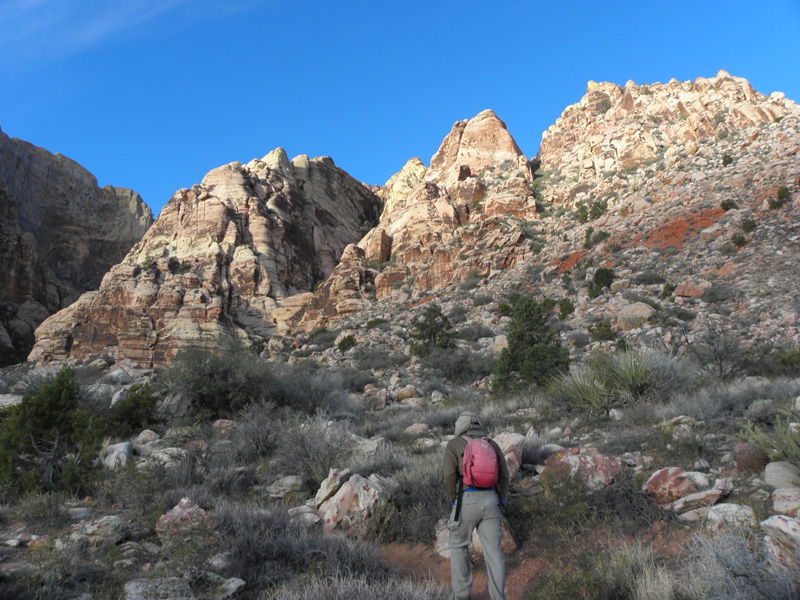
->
[0, 129, 153, 365]
[29, 150, 381, 366]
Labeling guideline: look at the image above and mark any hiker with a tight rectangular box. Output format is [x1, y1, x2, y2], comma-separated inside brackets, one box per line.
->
[443, 411, 510, 600]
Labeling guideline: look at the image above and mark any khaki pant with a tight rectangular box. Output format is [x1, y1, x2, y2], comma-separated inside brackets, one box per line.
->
[448, 489, 507, 600]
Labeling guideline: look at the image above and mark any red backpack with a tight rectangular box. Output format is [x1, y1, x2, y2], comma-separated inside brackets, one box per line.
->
[461, 435, 499, 488]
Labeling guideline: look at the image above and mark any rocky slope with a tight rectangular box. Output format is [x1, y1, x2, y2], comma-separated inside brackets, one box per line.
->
[28, 70, 800, 367]
[29, 150, 381, 366]
[0, 129, 153, 365]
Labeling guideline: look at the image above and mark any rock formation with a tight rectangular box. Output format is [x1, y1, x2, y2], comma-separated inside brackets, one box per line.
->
[0, 129, 153, 365]
[29, 150, 381, 366]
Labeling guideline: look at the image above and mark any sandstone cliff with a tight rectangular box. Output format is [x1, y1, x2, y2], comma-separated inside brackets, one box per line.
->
[29, 150, 381, 366]
[0, 129, 153, 365]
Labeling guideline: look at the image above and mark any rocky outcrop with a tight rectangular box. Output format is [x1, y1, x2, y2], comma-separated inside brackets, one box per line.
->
[0, 129, 153, 364]
[292, 109, 537, 330]
[538, 69, 796, 203]
[29, 150, 381, 366]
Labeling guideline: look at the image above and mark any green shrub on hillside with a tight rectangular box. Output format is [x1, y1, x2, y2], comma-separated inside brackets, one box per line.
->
[162, 337, 281, 418]
[409, 303, 455, 358]
[741, 405, 800, 469]
[0, 368, 105, 495]
[494, 296, 569, 393]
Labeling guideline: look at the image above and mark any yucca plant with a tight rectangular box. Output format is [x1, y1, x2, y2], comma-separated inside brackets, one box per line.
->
[550, 366, 613, 416]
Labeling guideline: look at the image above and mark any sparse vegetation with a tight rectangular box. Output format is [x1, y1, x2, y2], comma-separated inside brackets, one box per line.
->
[409, 303, 455, 358]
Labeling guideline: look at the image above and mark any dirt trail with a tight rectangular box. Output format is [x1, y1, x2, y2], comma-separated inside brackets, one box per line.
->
[382, 543, 547, 600]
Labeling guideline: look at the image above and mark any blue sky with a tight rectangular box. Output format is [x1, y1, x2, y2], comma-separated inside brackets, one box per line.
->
[2, 0, 799, 216]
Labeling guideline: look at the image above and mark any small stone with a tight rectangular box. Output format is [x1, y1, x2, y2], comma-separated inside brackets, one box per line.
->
[705, 504, 758, 532]
[772, 487, 800, 517]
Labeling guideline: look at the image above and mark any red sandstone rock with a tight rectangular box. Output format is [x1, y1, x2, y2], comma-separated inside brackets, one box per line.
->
[643, 467, 696, 504]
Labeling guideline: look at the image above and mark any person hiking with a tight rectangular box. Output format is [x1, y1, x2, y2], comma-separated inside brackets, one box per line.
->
[442, 411, 510, 600]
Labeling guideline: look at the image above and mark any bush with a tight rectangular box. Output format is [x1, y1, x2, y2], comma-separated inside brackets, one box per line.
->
[409, 303, 455, 358]
[633, 270, 665, 285]
[457, 322, 495, 342]
[731, 232, 748, 247]
[588, 321, 616, 342]
[593, 267, 614, 289]
[12, 491, 72, 533]
[741, 218, 757, 233]
[494, 296, 569, 393]
[741, 404, 800, 469]
[106, 384, 159, 438]
[0, 368, 105, 495]
[353, 347, 408, 372]
[276, 574, 451, 600]
[769, 186, 790, 209]
[459, 269, 483, 290]
[683, 322, 772, 379]
[420, 348, 496, 384]
[371, 453, 450, 544]
[497, 302, 513, 317]
[337, 335, 357, 353]
[161, 337, 281, 418]
[722, 153, 734, 166]
[684, 529, 792, 599]
[558, 298, 575, 319]
[270, 414, 354, 493]
[720, 198, 738, 211]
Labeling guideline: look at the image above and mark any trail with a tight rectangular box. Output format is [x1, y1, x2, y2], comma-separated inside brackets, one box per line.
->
[381, 543, 548, 600]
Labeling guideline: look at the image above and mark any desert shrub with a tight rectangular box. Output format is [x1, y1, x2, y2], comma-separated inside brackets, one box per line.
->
[421, 348, 496, 384]
[551, 349, 696, 415]
[353, 346, 408, 372]
[588, 321, 616, 342]
[161, 337, 281, 418]
[275, 361, 355, 416]
[720, 198, 738, 211]
[0, 368, 105, 495]
[230, 401, 281, 463]
[731, 232, 748, 247]
[333, 366, 377, 395]
[337, 334, 357, 353]
[371, 453, 449, 544]
[409, 303, 455, 357]
[270, 414, 353, 493]
[448, 304, 468, 324]
[106, 384, 159, 438]
[683, 529, 792, 599]
[741, 404, 800, 468]
[741, 218, 757, 233]
[347, 440, 412, 478]
[494, 295, 569, 393]
[764, 343, 800, 377]
[558, 297, 575, 319]
[459, 269, 483, 290]
[12, 491, 72, 532]
[592, 543, 680, 600]
[276, 574, 451, 600]
[664, 379, 800, 426]
[497, 302, 513, 317]
[722, 153, 734, 166]
[473, 294, 493, 306]
[633, 270, 666, 285]
[683, 323, 772, 379]
[364, 318, 388, 330]
[457, 322, 495, 342]
[212, 501, 388, 594]
[593, 267, 614, 289]
[3, 539, 119, 600]
[549, 366, 611, 416]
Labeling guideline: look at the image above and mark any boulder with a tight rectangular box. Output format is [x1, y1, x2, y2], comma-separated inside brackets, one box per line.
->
[765, 461, 800, 488]
[545, 451, 623, 491]
[617, 302, 656, 330]
[705, 503, 758, 532]
[315, 468, 352, 509]
[103, 442, 134, 470]
[318, 473, 385, 538]
[760, 515, 800, 581]
[772, 487, 800, 517]
[266, 475, 304, 500]
[493, 432, 525, 479]
[155, 498, 212, 540]
[124, 577, 195, 600]
[671, 478, 733, 513]
[57, 515, 130, 550]
[643, 468, 696, 504]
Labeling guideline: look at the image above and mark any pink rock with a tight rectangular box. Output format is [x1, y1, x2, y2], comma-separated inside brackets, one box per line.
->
[671, 478, 732, 513]
[213, 419, 234, 436]
[773, 487, 800, 517]
[155, 498, 212, 539]
[761, 515, 800, 580]
[545, 452, 623, 491]
[643, 468, 696, 504]
[734, 442, 769, 475]
[319, 474, 385, 538]
[404, 423, 430, 435]
[674, 281, 704, 298]
[315, 468, 352, 510]
[396, 385, 420, 400]
[494, 432, 525, 480]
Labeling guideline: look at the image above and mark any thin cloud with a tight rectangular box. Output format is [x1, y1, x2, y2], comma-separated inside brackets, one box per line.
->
[0, 0, 261, 73]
